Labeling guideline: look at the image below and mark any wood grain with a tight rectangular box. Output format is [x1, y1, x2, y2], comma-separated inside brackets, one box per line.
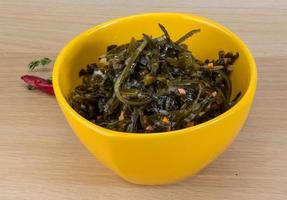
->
[0, 0, 287, 199]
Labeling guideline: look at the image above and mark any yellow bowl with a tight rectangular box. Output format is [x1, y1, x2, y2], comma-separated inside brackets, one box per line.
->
[53, 13, 257, 185]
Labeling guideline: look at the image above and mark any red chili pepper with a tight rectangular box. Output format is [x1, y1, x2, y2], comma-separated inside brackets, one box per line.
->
[21, 75, 54, 95]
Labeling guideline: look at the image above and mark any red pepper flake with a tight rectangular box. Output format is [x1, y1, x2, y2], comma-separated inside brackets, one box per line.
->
[177, 88, 186, 96]
[207, 62, 214, 69]
[162, 116, 170, 124]
[118, 111, 125, 121]
[211, 91, 217, 97]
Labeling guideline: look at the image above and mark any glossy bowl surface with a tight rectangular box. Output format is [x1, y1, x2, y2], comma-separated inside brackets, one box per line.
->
[53, 13, 257, 185]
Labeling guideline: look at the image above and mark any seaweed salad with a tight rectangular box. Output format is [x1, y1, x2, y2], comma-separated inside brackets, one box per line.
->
[69, 24, 240, 133]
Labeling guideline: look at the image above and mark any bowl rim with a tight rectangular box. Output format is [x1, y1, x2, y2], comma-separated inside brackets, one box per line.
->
[53, 12, 257, 138]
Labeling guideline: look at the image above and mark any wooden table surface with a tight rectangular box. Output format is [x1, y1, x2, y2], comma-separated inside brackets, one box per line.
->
[1, 0, 287, 199]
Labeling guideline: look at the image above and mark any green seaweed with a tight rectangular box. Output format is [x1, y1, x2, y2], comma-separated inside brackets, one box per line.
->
[69, 24, 240, 133]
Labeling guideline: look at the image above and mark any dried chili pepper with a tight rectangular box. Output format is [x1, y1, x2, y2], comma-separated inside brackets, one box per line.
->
[21, 75, 54, 95]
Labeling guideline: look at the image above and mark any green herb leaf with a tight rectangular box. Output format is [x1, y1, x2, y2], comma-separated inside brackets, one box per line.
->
[40, 57, 52, 66]
[27, 85, 36, 90]
[28, 60, 40, 71]
[28, 57, 52, 71]
[46, 76, 52, 83]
